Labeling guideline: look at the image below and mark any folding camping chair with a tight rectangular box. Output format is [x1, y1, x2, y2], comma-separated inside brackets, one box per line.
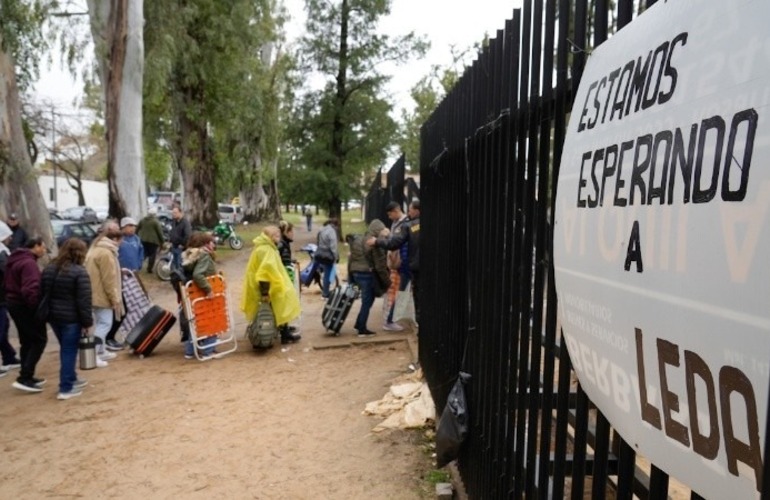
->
[181, 274, 237, 360]
[118, 269, 152, 339]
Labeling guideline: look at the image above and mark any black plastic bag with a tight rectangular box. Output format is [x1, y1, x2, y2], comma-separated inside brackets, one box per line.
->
[435, 371, 471, 467]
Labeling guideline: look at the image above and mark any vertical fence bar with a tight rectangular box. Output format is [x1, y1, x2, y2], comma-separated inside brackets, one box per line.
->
[524, 1, 545, 498]
[504, 9, 523, 496]
[571, 387, 590, 499]
[615, 439, 637, 499]
[536, 0, 558, 496]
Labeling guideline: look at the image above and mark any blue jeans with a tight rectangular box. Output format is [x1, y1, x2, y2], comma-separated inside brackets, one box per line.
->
[320, 262, 336, 298]
[172, 247, 183, 270]
[0, 305, 18, 365]
[352, 271, 375, 332]
[184, 336, 216, 357]
[52, 323, 80, 393]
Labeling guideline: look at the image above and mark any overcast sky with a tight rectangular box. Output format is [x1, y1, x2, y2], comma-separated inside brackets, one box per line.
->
[34, 0, 522, 116]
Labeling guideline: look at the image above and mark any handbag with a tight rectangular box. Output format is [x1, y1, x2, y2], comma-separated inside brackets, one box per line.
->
[392, 283, 415, 323]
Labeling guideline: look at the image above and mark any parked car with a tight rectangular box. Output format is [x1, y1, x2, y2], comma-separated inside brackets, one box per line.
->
[48, 208, 62, 220]
[217, 204, 244, 224]
[60, 206, 98, 223]
[93, 205, 109, 222]
[51, 220, 98, 247]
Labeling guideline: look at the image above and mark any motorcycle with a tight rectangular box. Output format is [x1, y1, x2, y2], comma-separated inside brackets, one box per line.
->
[212, 221, 244, 250]
[154, 241, 174, 281]
[298, 243, 339, 291]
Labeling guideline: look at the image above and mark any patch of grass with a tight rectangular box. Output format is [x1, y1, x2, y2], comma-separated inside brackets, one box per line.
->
[425, 469, 451, 485]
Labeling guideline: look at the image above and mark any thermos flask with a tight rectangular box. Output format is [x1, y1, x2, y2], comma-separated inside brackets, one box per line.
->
[79, 334, 97, 370]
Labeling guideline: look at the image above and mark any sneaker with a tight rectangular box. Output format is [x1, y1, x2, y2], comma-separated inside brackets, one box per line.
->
[1, 360, 21, 370]
[99, 351, 117, 361]
[105, 339, 124, 351]
[382, 322, 404, 332]
[57, 389, 83, 400]
[12, 379, 43, 393]
[184, 354, 194, 360]
[280, 333, 302, 345]
[0, 368, 7, 378]
[96, 358, 109, 368]
[32, 377, 47, 388]
[73, 379, 88, 389]
[357, 329, 376, 337]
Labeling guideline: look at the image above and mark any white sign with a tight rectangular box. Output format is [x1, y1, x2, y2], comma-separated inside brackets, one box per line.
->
[554, 0, 769, 497]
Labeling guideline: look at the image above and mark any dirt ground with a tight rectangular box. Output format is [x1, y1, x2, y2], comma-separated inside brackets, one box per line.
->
[0, 224, 433, 499]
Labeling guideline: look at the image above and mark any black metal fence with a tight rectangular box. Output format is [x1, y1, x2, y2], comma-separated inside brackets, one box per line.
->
[416, 0, 769, 498]
[364, 154, 418, 225]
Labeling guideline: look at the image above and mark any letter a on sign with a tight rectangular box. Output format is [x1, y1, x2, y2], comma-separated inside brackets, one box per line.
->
[624, 220, 643, 272]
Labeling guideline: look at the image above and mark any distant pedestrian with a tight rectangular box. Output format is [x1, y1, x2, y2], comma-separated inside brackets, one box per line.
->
[7, 213, 27, 251]
[5, 236, 48, 393]
[169, 205, 192, 270]
[304, 206, 313, 231]
[315, 218, 339, 298]
[0, 222, 20, 375]
[118, 217, 144, 271]
[40, 238, 93, 400]
[137, 207, 165, 274]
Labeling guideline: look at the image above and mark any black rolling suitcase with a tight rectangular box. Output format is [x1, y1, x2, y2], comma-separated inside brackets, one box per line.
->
[126, 305, 177, 356]
[321, 284, 358, 334]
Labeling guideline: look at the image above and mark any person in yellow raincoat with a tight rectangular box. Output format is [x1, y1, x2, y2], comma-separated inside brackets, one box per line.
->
[240, 226, 301, 344]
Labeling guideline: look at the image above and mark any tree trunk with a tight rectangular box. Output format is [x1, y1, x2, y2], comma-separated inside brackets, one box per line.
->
[87, 0, 146, 220]
[327, 0, 349, 230]
[0, 39, 54, 247]
[240, 145, 270, 222]
[178, 98, 217, 228]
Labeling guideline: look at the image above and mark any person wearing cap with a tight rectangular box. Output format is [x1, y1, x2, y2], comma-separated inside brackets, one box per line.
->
[118, 216, 144, 272]
[382, 201, 410, 332]
[7, 213, 27, 251]
[0, 221, 21, 376]
[137, 207, 165, 274]
[85, 221, 124, 366]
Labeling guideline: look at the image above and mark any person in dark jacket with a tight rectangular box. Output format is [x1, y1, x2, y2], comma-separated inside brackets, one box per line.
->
[7, 213, 27, 251]
[169, 205, 192, 269]
[349, 219, 391, 337]
[367, 199, 420, 325]
[0, 221, 20, 375]
[277, 220, 301, 344]
[137, 207, 165, 273]
[5, 236, 48, 392]
[40, 238, 93, 400]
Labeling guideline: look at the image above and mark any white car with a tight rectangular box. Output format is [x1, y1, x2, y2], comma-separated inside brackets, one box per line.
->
[217, 204, 244, 224]
[93, 206, 109, 222]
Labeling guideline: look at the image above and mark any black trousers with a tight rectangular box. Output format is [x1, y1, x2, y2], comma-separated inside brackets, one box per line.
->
[8, 303, 47, 382]
[142, 242, 159, 273]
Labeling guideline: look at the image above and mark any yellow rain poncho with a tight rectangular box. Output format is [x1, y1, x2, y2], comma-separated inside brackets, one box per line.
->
[241, 233, 301, 325]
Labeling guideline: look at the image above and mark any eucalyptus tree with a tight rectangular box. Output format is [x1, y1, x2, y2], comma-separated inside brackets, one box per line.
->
[144, 0, 286, 226]
[0, 0, 55, 245]
[86, 0, 146, 219]
[293, 0, 427, 227]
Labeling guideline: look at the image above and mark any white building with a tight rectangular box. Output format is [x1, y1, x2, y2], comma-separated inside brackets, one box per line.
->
[38, 174, 109, 211]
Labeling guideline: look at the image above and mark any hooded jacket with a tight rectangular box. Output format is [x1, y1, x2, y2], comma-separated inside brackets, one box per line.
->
[181, 247, 217, 294]
[137, 214, 165, 246]
[348, 219, 391, 294]
[40, 263, 93, 327]
[0, 221, 13, 306]
[376, 215, 419, 272]
[241, 232, 300, 326]
[85, 236, 124, 315]
[4, 248, 41, 308]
